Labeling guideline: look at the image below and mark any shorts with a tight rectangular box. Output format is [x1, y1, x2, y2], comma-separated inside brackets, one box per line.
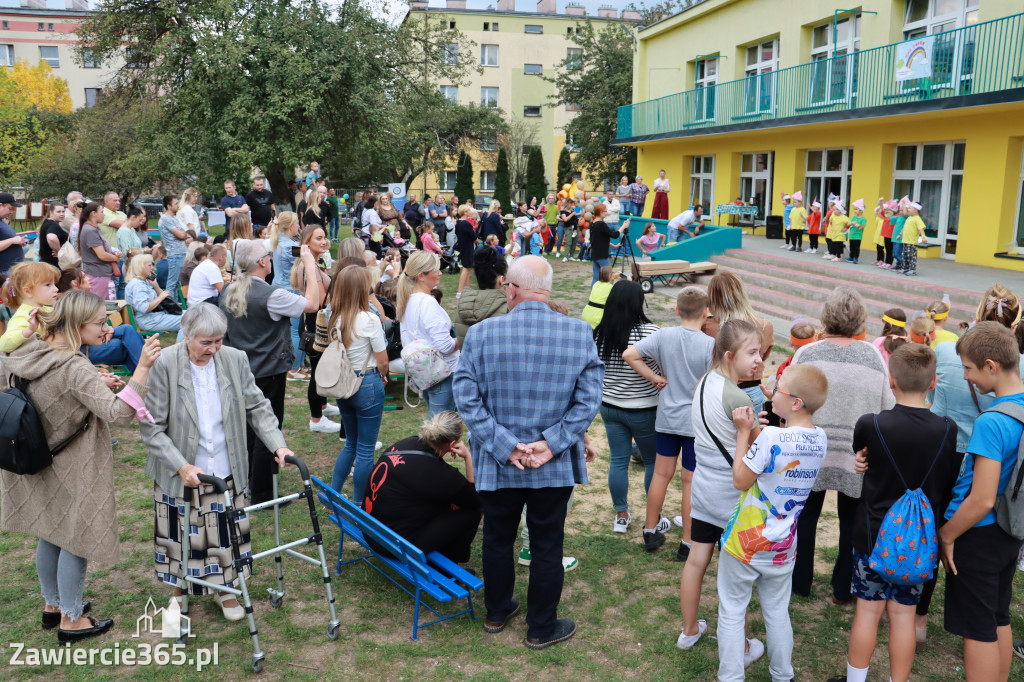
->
[656, 432, 696, 472]
[691, 518, 724, 545]
[850, 551, 923, 606]
[943, 523, 1023, 642]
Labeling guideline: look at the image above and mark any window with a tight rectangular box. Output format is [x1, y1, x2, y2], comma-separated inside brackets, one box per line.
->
[523, 105, 542, 117]
[690, 155, 715, 214]
[83, 49, 100, 69]
[565, 100, 581, 111]
[565, 134, 579, 153]
[483, 22, 499, 31]
[483, 22, 489, 30]
[479, 134, 497, 151]
[903, 0, 980, 93]
[491, 23, 499, 31]
[694, 57, 717, 121]
[440, 85, 458, 103]
[0, 45, 12, 67]
[892, 142, 965, 258]
[524, 63, 542, 75]
[84, 88, 100, 107]
[449, 21, 456, 29]
[566, 47, 583, 71]
[744, 39, 778, 114]
[524, 25, 543, 34]
[481, 87, 498, 108]
[810, 16, 860, 104]
[522, 144, 539, 157]
[480, 171, 496, 191]
[1, 21, 8, 30]
[1016, 143, 1024, 247]
[440, 171, 457, 192]
[804, 148, 853, 215]
[566, 26, 580, 35]
[39, 46, 59, 68]
[481, 44, 498, 67]
[738, 152, 773, 221]
[37, 23, 44, 31]
[440, 43, 458, 66]
[125, 48, 144, 69]
[47, 23, 54, 32]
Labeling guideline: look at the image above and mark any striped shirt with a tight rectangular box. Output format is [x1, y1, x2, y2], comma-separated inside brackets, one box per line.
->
[599, 323, 660, 410]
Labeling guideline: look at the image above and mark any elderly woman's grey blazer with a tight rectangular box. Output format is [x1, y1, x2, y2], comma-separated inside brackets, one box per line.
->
[139, 342, 286, 498]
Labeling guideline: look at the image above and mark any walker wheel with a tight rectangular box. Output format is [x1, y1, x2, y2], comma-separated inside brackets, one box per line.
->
[640, 278, 654, 294]
[327, 623, 340, 640]
[269, 595, 283, 609]
[252, 657, 265, 673]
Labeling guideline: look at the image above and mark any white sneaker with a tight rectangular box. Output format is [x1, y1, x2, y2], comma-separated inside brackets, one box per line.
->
[613, 513, 631, 533]
[656, 516, 671, 533]
[809, 248, 817, 253]
[375, 441, 383, 450]
[676, 619, 707, 649]
[786, 244, 795, 250]
[562, 257, 568, 263]
[322, 403, 340, 417]
[778, 243, 789, 249]
[822, 252, 832, 259]
[309, 418, 341, 434]
[562, 556, 578, 572]
[743, 638, 765, 667]
[673, 515, 683, 528]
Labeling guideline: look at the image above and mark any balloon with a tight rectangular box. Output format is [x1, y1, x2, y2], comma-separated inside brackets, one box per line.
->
[562, 184, 570, 192]
[340, 199, 346, 204]
[557, 191, 568, 200]
[343, 193, 349, 200]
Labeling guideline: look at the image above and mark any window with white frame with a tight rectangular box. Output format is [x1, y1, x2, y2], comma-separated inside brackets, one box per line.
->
[0, 45, 13, 67]
[690, 155, 715, 214]
[744, 39, 778, 114]
[694, 58, 717, 121]
[1015, 143, 1024, 247]
[523, 106, 542, 117]
[47, 23, 54, 32]
[440, 85, 458, 103]
[84, 88, 101, 107]
[82, 49, 100, 68]
[566, 47, 583, 71]
[804, 148, 853, 211]
[739, 152, 773, 220]
[440, 171, 457, 192]
[565, 134, 579, 153]
[892, 141, 965, 258]
[524, 25, 543, 34]
[1, 21, 8, 30]
[481, 44, 498, 67]
[481, 87, 498, 108]
[39, 46, 59, 68]
[479, 134, 497, 151]
[480, 171, 496, 191]
[440, 43, 458, 65]
[483, 21, 498, 31]
[810, 16, 860, 104]
[524, 63, 542, 75]
[903, 0, 979, 92]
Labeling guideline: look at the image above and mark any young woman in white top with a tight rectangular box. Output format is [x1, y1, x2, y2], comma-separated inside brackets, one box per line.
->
[177, 187, 203, 235]
[328, 264, 388, 503]
[616, 175, 633, 216]
[396, 251, 459, 418]
[652, 170, 671, 220]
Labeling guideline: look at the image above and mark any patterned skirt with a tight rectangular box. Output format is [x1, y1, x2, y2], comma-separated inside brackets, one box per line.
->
[153, 476, 252, 596]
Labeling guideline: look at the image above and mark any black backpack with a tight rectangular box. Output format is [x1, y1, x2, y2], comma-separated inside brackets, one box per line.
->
[0, 374, 89, 475]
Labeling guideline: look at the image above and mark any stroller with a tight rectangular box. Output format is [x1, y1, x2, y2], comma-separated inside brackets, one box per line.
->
[439, 245, 461, 274]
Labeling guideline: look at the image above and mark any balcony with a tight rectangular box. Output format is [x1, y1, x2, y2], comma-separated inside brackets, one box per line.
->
[616, 13, 1024, 142]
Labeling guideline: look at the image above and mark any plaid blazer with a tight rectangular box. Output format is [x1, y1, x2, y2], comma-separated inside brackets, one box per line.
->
[454, 300, 603, 492]
[140, 343, 286, 498]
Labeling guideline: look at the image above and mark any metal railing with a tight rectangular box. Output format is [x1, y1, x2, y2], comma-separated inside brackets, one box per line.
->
[618, 12, 1024, 139]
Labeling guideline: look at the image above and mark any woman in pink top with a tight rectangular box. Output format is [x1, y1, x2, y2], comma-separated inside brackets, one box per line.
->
[419, 223, 443, 254]
[636, 223, 665, 256]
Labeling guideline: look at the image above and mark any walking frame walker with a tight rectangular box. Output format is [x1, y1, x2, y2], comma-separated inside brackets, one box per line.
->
[176, 456, 340, 673]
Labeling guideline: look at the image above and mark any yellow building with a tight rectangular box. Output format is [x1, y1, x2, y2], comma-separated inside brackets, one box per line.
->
[1, 3, 118, 110]
[616, 0, 1024, 271]
[405, 0, 637, 206]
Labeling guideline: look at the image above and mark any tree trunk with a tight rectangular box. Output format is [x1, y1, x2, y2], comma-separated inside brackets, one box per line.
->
[265, 161, 291, 203]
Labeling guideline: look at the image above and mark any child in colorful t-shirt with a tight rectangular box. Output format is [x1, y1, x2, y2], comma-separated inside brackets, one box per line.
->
[901, 201, 926, 276]
[825, 201, 850, 262]
[806, 200, 822, 254]
[845, 199, 867, 264]
[717, 364, 829, 682]
[788, 192, 808, 253]
[890, 200, 909, 272]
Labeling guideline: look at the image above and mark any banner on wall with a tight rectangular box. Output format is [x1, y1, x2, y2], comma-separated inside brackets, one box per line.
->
[894, 35, 935, 82]
[388, 183, 407, 211]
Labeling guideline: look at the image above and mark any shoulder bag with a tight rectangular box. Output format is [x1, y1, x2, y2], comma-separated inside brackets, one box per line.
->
[315, 322, 373, 400]
[400, 297, 452, 394]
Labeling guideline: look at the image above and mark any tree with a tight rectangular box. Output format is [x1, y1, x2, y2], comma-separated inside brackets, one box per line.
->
[0, 61, 70, 186]
[453, 151, 475, 206]
[556, 145, 575, 190]
[525, 146, 546, 202]
[486, 115, 538, 200]
[494, 147, 511, 212]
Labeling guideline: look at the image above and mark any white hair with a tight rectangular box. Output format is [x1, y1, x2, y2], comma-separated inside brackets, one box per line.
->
[508, 255, 552, 292]
[65, 191, 83, 204]
[181, 302, 227, 338]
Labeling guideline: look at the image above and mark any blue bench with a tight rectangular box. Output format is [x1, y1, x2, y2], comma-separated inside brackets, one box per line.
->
[311, 476, 483, 640]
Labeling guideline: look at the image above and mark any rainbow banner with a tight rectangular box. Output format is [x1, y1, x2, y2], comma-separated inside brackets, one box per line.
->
[894, 35, 935, 82]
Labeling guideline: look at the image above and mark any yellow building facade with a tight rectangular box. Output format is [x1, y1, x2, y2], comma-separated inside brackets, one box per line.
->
[616, 0, 1024, 271]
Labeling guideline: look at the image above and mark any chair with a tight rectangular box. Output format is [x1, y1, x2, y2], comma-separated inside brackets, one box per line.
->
[123, 302, 158, 337]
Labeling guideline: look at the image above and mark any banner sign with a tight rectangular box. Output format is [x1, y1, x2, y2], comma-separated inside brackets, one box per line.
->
[894, 36, 935, 82]
[388, 183, 407, 211]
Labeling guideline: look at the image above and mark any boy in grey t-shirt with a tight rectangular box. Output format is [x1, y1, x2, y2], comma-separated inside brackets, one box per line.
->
[624, 286, 714, 556]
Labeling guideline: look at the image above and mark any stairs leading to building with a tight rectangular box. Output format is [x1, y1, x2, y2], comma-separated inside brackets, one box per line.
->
[702, 249, 982, 342]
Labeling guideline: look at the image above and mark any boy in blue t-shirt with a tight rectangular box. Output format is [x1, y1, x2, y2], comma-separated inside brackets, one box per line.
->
[940, 322, 1024, 682]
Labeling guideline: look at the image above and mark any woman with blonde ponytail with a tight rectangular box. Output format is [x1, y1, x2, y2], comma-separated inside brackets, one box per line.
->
[270, 211, 306, 376]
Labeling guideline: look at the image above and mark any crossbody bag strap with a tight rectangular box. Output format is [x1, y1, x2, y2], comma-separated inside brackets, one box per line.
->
[699, 375, 734, 467]
[9, 371, 90, 455]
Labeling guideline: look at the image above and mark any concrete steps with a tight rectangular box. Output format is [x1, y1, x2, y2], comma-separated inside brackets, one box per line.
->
[703, 249, 982, 343]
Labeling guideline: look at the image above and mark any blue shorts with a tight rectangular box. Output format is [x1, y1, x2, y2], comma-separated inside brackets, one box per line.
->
[851, 551, 924, 606]
[656, 432, 695, 472]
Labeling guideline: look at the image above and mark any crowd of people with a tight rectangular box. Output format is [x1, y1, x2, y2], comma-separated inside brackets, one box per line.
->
[2, 179, 1024, 682]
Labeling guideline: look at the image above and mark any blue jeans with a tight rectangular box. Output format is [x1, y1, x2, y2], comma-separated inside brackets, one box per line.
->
[422, 374, 455, 419]
[633, 202, 646, 218]
[165, 253, 185, 302]
[667, 226, 682, 244]
[601, 405, 657, 513]
[331, 372, 385, 504]
[892, 242, 904, 268]
[290, 313, 304, 370]
[555, 223, 566, 252]
[329, 217, 340, 240]
[85, 325, 144, 371]
[592, 257, 611, 285]
[743, 384, 765, 418]
[115, 262, 126, 300]
[620, 201, 633, 217]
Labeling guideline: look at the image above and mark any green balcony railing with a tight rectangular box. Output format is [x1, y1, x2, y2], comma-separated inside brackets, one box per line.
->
[617, 12, 1024, 140]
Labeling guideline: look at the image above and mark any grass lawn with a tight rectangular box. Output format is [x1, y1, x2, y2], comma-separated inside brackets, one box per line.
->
[1, 225, 1021, 680]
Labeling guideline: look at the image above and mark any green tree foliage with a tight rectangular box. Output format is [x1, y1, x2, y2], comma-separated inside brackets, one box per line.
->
[525, 147, 546, 202]
[556, 145, 575, 189]
[454, 151, 474, 206]
[494, 147, 511, 212]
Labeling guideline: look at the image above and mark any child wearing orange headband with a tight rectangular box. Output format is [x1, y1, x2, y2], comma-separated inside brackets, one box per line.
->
[909, 316, 936, 345]
[774, 320, 818, 383]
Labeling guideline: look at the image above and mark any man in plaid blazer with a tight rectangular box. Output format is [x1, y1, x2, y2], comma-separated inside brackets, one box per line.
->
[454, 255, 603, 650]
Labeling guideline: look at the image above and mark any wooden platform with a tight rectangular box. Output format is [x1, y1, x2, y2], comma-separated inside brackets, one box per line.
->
[632, 260, 718, 292]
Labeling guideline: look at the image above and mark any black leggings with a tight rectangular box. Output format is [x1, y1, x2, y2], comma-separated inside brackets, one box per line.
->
[808, 233, 819, 250]
[849, 239, 861, 261]
[791, 230, 804, 249]
[876, 243, 885, 261]
[883, 236, 894, 265]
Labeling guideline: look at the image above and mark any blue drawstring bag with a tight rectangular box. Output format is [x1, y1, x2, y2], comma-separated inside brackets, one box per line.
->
[867, 415, 951, 586]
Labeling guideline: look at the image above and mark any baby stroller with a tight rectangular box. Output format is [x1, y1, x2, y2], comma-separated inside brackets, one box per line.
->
[439, 245, 461, 274]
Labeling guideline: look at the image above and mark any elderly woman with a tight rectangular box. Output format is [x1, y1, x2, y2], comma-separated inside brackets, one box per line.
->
[139, 304, 296, 620]
[124, 254, 182, 335]
[791, 287, 894, 603]
[377, 193, 410, 240]
[1, 290, 160, 641]
[219, 240, 319, 504]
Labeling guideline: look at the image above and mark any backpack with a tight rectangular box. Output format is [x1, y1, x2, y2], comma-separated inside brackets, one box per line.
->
[0, 374, 89, 475]
[989, 402, 1024, 540]
[314, 324, 373, 400]
[867, 415, 950, 585]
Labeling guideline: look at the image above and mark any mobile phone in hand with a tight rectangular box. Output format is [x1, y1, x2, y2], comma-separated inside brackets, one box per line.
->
[291, 246, 301, 257]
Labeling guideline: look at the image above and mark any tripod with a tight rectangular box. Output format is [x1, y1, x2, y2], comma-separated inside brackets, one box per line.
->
[610, 225, 640, 280]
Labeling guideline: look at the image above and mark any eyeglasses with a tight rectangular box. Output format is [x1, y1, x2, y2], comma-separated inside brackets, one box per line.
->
[772, 385, 803, 403]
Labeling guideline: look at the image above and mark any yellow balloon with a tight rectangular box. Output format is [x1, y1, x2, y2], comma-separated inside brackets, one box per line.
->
[562, 184, 571, 192]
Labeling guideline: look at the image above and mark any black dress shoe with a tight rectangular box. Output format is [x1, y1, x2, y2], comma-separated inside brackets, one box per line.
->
[58, 616, 114, 643]
[42, 601, 91, 630]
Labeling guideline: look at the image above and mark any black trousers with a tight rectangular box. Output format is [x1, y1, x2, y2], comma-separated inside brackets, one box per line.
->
[876, 243, 885, 261]
[793, 489, 857, 600]
[791, 229, 804, 249]
[248, 372, 286, 504]
[386, 507, 482, 564]
[808, 233, 819, 250]
[479, 486, 573, 639]
[849, 239, 861, 260]
[883, 236, 894, 265]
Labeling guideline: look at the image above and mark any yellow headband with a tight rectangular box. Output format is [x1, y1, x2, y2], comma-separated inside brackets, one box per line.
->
[928, 309, 949, 321]
[882, 314, 906, 328]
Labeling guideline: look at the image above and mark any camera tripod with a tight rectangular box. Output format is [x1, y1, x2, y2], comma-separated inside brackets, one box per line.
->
[610, 223, 640, 281]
